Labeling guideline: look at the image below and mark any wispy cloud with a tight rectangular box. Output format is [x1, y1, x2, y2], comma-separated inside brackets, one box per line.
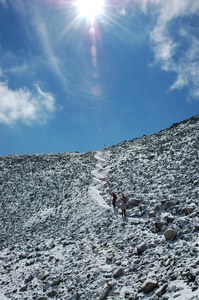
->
[137, 0, 199, 99]
[10, 0, 68, 88]
[33, 18, 68, 87]
[4, 64, 29, 75]
[4, 0, 199, 106]
[121, 0, 198, 100]
[0, 0, 7, 6]
[0, 82, 55, 125]
[108, 0, 199, 100]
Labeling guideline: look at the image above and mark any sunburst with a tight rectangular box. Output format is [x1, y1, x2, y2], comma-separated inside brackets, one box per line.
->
[76, 0, 105, 24]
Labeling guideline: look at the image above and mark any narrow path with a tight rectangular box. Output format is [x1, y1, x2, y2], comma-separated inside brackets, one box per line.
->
[88, 150, 111, 210]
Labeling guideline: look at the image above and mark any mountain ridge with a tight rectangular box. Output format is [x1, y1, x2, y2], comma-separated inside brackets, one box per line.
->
[2, 114, 199, 158]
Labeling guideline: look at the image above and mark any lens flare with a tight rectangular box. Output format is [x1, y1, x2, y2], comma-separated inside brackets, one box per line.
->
[76, 0, 105, 23]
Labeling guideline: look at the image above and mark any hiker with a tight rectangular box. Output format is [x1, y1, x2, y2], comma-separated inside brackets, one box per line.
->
[121, 194, 128, 218]
[111, 192, 117, 209]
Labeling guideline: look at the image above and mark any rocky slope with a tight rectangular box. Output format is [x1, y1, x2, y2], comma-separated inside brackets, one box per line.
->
[0, 115, 199, 300]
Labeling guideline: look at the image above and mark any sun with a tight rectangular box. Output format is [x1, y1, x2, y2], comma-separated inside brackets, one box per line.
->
[76, 0, 105, 23]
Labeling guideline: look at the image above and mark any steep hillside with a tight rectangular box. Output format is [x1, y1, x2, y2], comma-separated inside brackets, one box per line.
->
[103, 115, 199, 208]
[0, 115, 199, 300]
[0, 152, 96, 249]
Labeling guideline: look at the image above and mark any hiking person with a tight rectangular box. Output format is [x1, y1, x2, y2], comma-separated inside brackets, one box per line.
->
[111, 192, 117, 209]
[121, 194, 128, 218]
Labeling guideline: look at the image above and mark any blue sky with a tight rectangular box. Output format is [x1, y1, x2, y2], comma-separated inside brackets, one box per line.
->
[0, 0, 199, 155]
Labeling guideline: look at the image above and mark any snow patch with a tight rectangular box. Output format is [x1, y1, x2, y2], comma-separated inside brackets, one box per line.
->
[88, 151, 112, 209]
[24, 207, 55, 228]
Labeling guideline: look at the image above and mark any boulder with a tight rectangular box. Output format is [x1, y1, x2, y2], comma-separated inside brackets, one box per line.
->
[149, 210, 156, 218]
[52, 277, 62, 286]
[164, 228, 177, 240]
[25, 259, 35, 266]
[155, 283, 168, 296]
[182, 206, 195, 215]
[18, 253, 27, 260]
[137, 243, 147, 255]
[19, 285, 28, 292]
[163, 200, 177, 209]
[142, 279, 158, 294]
[128, 199, 142, 208]
[43, 282, 51, 292]
[24, 274, 34, 283]
[100, 286, 110, 300]
[186, 268, 197, 282]
[193, 222, 199, 231]
[113, 268, 123, 278]
[47, 290, 57, 298]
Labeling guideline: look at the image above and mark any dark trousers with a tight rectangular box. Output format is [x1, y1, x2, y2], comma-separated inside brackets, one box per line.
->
[122, 209, 126, 217]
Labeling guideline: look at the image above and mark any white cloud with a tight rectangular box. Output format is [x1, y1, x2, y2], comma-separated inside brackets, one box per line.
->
[0, 82, 56, 126]
[134, 0, 199, 99]
[152, 1, 199, 99]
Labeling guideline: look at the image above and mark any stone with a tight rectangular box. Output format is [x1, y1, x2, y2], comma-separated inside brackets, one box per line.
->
[115, 260, 121, 266]
[19, 285, 28, 292]
[193, 222, 199, 231]
[186, 269, 197, 282]
[155, 221, 164, 232]
[182, 206, 195, 215]
[137, 243, 147, 255]
[106, 255, 113, 263]
[18, 253, 27, 260]
[47, 290, 57, 297]
[43, 282, 51, 292]
[149, 210, 156, 218]
[108, 280, 116, 289]
[40, 272, 49, 281]
[128, 199, 142, 208]
[164, 200, 177, 208]
[113, 268, 123, 278]
[25, 259, 35, 266]
[155, 283, 168, 296]
[167, 215, 175, 223]
[25, 274, 34, 283]
[142, 279, 158, 294]
[52, 277, 62, 286]
[164, 229, 177, 240]
[100, 286, 110, 300]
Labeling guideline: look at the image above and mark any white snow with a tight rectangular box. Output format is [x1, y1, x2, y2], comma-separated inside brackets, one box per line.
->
[0, 295, 9, 300]
[24, 207, 55, 228]
[88, 150, 112, 209]
[0, 115, 199, 299]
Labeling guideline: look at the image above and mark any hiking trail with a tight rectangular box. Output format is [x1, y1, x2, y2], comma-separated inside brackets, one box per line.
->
[88, 150, 111, 209]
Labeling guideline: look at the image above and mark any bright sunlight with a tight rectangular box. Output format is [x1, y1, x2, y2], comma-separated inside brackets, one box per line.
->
[76, 0, 105, 23]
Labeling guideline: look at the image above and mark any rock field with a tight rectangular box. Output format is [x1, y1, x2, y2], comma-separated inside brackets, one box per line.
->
[0, 115, 199, 299]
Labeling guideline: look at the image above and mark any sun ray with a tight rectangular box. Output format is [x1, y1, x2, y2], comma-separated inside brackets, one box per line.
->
[76, 0, 105, 24]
